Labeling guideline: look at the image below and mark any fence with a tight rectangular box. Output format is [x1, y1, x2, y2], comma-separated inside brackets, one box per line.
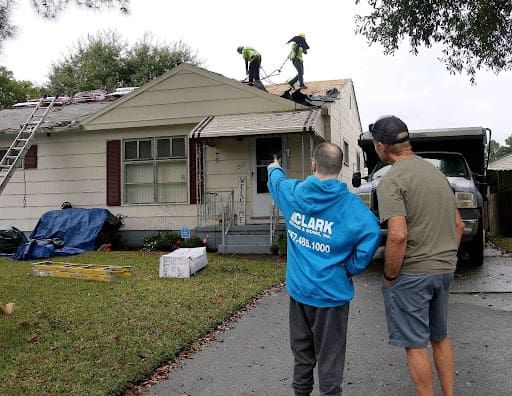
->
[488, 190, 512, 236]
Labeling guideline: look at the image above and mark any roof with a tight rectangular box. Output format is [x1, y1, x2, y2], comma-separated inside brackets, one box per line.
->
[266, 79, 349, 96]
[0, 102, 111, 133]
[190, 109, 321, 139]
[489, 153, 512, 171]
[82, 63, 303, 128]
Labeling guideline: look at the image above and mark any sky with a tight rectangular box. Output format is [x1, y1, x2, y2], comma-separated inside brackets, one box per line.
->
[1, 0, 511, 144]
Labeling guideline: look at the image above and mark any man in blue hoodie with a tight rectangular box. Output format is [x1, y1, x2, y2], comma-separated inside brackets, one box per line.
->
[267, 142, 381, 396]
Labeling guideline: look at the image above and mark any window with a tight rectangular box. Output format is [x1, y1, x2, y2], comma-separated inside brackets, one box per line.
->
[356, 152, 361, 172]
[123, 137, 187, 204]
[343, 141, 350, 166]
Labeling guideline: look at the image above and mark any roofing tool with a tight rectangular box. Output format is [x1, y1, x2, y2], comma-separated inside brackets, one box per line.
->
[32, 261, 133, 282]
[0, 95, 57, 196]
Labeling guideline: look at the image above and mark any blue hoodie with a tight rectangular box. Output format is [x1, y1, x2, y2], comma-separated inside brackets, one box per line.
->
[268, 165, 381, 308]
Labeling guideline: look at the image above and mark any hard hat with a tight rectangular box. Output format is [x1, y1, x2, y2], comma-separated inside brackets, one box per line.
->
[298, 32, 306, 38]
[237, 46, 244, 54]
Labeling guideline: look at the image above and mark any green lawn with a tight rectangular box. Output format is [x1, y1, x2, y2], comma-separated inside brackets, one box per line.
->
[488, 235, 512, 252]
[0, 252, 285, 395]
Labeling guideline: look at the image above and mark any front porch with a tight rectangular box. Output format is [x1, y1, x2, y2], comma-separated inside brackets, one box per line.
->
[197, 223, 286, 254]
[190, 109, 325, 254]
[195, 188, 285, 254]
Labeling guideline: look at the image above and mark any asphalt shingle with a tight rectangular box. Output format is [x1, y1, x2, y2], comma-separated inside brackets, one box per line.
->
[0, 102, 111, 133]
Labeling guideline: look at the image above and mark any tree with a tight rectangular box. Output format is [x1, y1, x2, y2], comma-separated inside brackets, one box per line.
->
[122, 35, 201, 87]
[47, 30, 201, 95]
[0, 1, 128, 48]
[488, 136, 512, 162]
[0, 66, 42, 108]
[355, 1, 512, 82]
[48, 30, 125, 94]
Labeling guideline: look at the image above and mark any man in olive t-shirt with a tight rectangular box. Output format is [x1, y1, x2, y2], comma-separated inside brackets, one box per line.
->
[371, 115, 464, 396]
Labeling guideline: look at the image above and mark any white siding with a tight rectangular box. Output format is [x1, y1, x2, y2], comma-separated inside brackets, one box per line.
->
[0, 125, 200, 232]
[204, 138, 253, 221]
[325, 81, 363, 189]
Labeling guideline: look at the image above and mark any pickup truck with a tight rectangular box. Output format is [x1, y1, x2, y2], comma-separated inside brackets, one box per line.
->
[352, 127, 491, 266]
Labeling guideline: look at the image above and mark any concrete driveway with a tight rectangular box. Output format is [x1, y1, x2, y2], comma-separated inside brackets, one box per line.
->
[146, 247, 512, 395]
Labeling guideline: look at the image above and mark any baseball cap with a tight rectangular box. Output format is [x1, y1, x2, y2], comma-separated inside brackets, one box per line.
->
[369, 115, 409, 145]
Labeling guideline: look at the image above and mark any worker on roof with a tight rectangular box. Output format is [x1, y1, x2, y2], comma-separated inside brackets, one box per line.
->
[287, 33, 309, 89]
[237, 46, 262, 85]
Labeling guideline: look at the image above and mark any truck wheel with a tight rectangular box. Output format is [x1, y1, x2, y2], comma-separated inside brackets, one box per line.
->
[470, 220, 485, 267]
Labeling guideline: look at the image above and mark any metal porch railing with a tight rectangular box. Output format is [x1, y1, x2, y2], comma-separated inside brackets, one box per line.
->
[270, 201, 282, 245]
[198, 190, 234, 241]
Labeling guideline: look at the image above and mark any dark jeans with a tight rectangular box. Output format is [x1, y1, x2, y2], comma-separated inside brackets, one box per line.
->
[289, 59, 305, 87]
[289, 297, 349, 396]
[249, 55, 261, 82]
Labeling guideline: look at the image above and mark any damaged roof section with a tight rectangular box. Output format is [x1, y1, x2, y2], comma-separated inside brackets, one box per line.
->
[190, 109, 321, 139]
[0, 102, 111, 134]
[266, 80, 348, 107]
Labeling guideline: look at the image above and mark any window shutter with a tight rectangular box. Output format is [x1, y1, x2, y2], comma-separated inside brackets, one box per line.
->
[189, 138, 197, 204]
[106, 140, 121, 206]
[24, 145, 37, 169]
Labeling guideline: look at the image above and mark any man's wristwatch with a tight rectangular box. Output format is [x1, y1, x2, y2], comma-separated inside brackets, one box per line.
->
[383, 273, 397, 282]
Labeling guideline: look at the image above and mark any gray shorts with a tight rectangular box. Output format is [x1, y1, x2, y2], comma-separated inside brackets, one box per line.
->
[382, 273, 453, 348]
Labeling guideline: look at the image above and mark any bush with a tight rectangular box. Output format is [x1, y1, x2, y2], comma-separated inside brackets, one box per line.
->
[277, 235, 287, 257]
[142, 232, 180, 251]
[96, 213, 127, 250]
[179, 236, 204, 248]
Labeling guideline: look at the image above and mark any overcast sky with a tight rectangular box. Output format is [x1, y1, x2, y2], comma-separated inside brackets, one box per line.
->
[1, 0, 510, 144]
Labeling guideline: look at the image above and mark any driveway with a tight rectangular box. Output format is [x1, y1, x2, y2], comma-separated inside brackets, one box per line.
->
[146, 247, 512, 395]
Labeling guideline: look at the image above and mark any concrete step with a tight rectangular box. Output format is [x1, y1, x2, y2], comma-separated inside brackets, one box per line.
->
[224, 234, 271, 245]
[198, 224, 285, 235]
[218, 244, 272, 255]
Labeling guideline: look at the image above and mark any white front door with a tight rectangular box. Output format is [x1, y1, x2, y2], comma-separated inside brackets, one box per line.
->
[252, 137, 283, 217]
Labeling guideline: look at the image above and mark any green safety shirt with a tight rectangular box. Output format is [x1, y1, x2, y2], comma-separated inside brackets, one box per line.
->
[290, 43, 303, 62]
[242, 47, 260, 61]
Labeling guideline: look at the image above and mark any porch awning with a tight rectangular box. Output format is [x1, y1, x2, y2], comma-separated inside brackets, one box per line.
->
[189, 109, 321, 139]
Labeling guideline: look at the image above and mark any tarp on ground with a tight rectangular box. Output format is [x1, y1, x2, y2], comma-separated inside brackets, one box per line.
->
[13, 208, 113, 260]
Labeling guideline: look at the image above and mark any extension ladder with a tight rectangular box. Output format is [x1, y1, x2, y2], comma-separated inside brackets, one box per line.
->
[0, 96, 57, 195]
[32, 261, 133, 282]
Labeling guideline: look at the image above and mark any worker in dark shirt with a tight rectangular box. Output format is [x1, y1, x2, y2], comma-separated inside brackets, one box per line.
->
[288, 33, 309, 89]
[237, 46, 261, 84]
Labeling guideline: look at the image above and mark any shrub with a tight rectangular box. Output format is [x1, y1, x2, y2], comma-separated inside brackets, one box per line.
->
[142, 232, 180, 251]
[179, 236, 204, 248]
[96, 213, 127, 250]
[277, 235, 287, 257]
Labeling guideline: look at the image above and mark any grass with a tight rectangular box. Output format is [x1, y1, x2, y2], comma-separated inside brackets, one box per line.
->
[0, 252, 285, 395]
[488, 234, 512, 252]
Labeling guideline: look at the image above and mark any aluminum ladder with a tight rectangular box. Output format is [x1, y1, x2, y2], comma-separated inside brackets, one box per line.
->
[0, 96, 57, 195]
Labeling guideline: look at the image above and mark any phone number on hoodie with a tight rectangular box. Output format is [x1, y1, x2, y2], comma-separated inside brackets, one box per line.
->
[287, 230, 331, 253]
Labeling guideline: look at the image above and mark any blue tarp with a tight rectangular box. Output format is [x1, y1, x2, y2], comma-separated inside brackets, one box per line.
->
[14, 208, 112, 260]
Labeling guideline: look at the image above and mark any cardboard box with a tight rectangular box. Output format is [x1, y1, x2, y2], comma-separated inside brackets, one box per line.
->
[159, 247, 208, 278]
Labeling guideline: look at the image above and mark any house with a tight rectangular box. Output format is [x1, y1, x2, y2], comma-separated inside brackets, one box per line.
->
[488, 153, 512, 236]
[0, 63, 364, 253]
